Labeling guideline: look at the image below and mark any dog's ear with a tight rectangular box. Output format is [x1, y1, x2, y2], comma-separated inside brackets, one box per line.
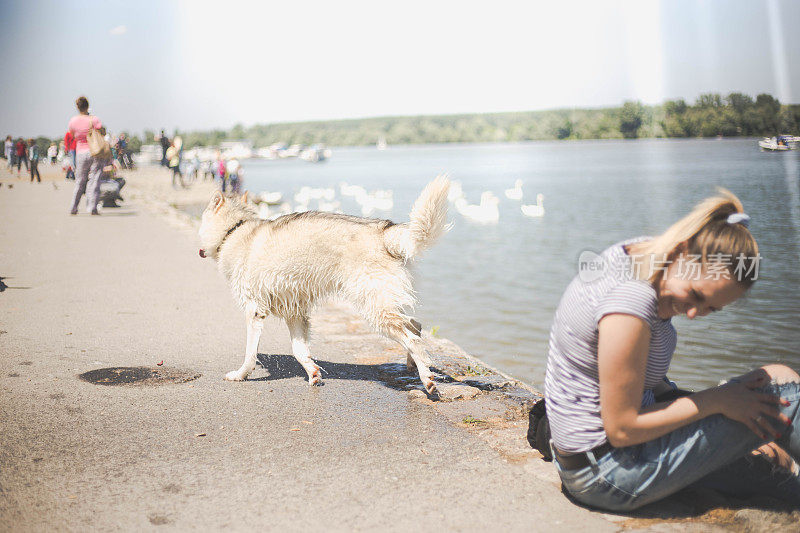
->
[211, 191, 225, 214]
[241, 191, 248, 204]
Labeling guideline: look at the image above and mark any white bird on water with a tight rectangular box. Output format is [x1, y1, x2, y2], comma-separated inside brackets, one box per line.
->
[455, 191, 500, 224]
[355, 189, 393, 215]
[504, 179, 523, 200]
[521, 193, 545, 217]
[448, 180, 464, 202]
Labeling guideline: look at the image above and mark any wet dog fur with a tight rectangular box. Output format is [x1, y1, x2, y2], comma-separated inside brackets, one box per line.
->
[198, 176, 450, 397]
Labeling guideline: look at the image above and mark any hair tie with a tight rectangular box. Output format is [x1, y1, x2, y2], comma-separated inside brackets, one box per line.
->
[727, 213, 750, 227]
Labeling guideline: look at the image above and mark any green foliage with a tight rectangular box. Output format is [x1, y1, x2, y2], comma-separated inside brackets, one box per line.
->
[11, 94, 796, 151]
[461, 416, 486, 426]
[34, 136, 52, 155]
[619, 101, 645, 138]
[167, 93, 795, 148]
[124, 132, 142, 154]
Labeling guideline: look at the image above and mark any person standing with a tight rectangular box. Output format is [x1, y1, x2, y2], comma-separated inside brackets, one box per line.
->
[167, 135, 183, 188]
[115, 133, 131, 168]
[47, 143, 57, 164]
[4, 135, 13, 170]
[227, 157, 242, 193]
[64, 129, 77, 170]
[217, 156, 227, 192]
[67, 96, 104, 215]
[159, 130, 170, 167]
[28, 139, 41, 182]
[15, 138, 29, 175]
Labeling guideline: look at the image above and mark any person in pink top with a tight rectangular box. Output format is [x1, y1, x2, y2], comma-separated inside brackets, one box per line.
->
[67, 96, 104, 215]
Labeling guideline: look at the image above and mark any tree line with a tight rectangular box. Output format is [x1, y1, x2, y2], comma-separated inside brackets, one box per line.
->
[21, 93, 800, 153]
[174, 92, 798, 148]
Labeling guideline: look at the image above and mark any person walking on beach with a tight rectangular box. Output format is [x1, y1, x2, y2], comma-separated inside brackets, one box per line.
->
[15, 138, 29, 175]
[67, 96, 104, 215]
[28, 139, 41, 183]
[545, 189, 800, 510]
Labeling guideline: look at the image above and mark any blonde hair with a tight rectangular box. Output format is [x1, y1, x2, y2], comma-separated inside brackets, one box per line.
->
[627, 188, 759, 286]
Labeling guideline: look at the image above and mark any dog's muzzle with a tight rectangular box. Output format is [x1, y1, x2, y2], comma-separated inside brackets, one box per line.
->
[199, 249, 207, 258]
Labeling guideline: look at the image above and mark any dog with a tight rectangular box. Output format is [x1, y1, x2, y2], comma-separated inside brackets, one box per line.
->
[198, 176, 450, 397]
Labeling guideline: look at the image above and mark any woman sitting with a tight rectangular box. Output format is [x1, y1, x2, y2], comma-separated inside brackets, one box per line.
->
[545, 189, 800, 510]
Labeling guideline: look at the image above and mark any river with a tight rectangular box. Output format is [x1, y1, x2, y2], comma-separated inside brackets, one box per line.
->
[238, 138, 800, 391]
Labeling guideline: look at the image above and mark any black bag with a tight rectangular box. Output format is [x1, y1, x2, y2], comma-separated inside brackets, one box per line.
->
[526, 397, 552, 461]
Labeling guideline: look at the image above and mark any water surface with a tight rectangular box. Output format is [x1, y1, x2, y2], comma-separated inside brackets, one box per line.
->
[240, 139, 800, 391]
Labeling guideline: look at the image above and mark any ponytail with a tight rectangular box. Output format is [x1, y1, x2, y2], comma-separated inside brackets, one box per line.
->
[627, 188, 759, 286]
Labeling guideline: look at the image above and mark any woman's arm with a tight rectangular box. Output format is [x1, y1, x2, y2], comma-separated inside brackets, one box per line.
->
[598, 314, 786, 447]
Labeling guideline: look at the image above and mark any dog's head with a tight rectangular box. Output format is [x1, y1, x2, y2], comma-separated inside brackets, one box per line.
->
[198, 191, 251, 259]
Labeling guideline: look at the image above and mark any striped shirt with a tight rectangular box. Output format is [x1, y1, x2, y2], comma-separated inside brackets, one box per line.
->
[544, 237, 677, 453]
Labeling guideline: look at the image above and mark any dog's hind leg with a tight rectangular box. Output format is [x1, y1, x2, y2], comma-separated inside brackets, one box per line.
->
[225, 302, 265, 381]
[405, 318, 422, 372]
[404, 331, 438, 398]
[286, 315, 322, 386]
[384, 320, 437, 398]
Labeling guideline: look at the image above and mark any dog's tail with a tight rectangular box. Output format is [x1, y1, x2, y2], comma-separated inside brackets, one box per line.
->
[384, 175, 451, 261]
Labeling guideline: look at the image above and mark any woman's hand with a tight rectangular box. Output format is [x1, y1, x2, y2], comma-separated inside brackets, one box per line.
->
[711, 378, 790, 440]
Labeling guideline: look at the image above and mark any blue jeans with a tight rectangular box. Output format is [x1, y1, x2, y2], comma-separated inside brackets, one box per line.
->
[556, 380, 800, 511]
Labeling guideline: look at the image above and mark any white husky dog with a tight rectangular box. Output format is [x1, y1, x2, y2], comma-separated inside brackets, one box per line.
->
[198, 176, 450, 397]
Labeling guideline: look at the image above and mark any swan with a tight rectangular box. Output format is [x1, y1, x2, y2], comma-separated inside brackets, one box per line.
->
[456, 191, 500, 224]
[340, 183, 366, 197]
[317, 200, 341, 212]
[504, 179, 523, 200]
[294, 186, 312, 204]
[258, 191, 283, 205]
[448, 180, 465, 202]
[521, 193, 545, 217]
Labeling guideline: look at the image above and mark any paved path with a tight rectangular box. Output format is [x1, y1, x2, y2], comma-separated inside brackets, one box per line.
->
[0, 180, 621, 531]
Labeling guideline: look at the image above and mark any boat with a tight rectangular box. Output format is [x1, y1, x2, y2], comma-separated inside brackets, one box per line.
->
[299, 144, 330, 163]
[376, 137, 387, 150]
[758, 135, 799, 151]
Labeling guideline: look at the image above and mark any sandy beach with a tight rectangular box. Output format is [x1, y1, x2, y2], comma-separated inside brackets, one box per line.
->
[0, 162, 797, 531]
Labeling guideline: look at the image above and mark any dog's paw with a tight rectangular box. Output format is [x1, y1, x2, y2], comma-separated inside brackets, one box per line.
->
[309, 367, 323, 386]
[224, 370, 247, 382]
[424, 379, 439, 399]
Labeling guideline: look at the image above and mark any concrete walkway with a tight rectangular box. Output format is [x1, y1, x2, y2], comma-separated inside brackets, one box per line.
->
[1, 173, 790, 532]
[0, 177, 619, 531]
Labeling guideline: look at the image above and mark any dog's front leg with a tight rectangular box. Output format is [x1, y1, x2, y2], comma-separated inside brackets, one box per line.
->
[286, 316, 321, 385]
[225, 303, 265, 381]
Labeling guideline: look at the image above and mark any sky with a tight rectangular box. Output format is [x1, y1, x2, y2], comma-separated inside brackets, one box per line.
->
[1, 0, 799, 138]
